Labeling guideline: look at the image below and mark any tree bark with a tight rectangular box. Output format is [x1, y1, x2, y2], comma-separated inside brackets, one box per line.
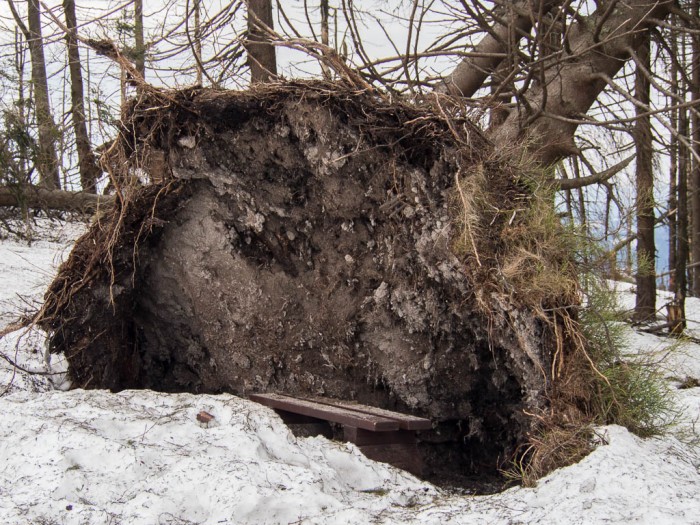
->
[678, 104, 690, 307]
[555, 156, 633, 191]
[193, 0, 203, 85]
[669, 21, 679, 292]
[320, 0, 331, 79]
[64, 0, 100, 193]
[691, 0, 700, 294]
[19, 0, 61, 189]
[487, 0, 674, 166]
[633, 32, 655, 321]
[669, 97, 678, 291]
[0, 186, 113, 212]
[435, 0, 562, 98]
[247, 0, 277, 83]
[134, 0, 145, 80]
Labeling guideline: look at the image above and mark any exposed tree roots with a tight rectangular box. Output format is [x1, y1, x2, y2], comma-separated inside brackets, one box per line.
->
[38, 81, 582, 490]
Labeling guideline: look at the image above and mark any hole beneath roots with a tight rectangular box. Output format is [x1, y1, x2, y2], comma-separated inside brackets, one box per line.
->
[283, 418, 512, 494]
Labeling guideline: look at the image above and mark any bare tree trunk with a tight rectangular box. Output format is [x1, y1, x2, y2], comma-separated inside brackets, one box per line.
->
[320, 0, 331, 79]
[63, 0, 100, 193]
[634, 31, 655, 320]
[669, 101, 678, 291]
[678, 103, 690, 310]
[12, 26, 31, 233]
[692, 0, 700, 294]
[17, 0, 61, 189]
[487, 0, 673, 165]
[435, 0, 561, 98]
[669, 21, 680, 293]
[247, 0, 277, 83]
[193, 0, 203, 85]
[134, 0, 146, 81]
[626, 212, 634, 276]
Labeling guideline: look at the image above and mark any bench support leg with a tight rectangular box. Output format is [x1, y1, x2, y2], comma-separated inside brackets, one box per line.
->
[344, 427, 423, 476]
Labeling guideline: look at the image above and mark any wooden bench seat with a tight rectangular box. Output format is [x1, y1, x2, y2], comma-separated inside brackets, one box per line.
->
[248, 393, 431, 475]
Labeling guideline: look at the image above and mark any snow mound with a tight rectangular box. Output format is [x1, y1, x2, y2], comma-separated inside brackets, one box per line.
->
[2, 387, 698, 524]
[0, 389, 434, 525]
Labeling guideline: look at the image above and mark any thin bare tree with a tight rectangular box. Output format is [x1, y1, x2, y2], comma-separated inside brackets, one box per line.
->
[633, 31, 655, 321]
[7, 0, 61, 189]
[63, 0, 100, 193]
[247, 0, 277, 82]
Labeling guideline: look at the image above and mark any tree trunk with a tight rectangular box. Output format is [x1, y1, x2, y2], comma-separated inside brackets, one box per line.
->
[487, 0, 673, 165]
[13, 27, 31, 231]
[435, 0, 561, 98]
[691, 0, 700, 294]
[0, 186, 113, 212]
[633, 32, 655, 321]
[26, 0, 61, 189]
[669, 21, 679, 292]
[193, 0, 203, 85]
[246, 0, 277, 83]
[320, 0, 331, 79]
[64, 0, 100, 193]
[677, 104, 690, 314]
[669, 100, 678, 291]
[134, 0, 145, 81]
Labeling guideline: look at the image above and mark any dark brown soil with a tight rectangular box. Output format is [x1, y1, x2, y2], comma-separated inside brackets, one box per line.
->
[41, 83, 559, 490]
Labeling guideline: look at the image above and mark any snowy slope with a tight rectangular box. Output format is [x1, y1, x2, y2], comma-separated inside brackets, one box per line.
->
[1, 222, 699, 525]
[0, 219, 83, 329]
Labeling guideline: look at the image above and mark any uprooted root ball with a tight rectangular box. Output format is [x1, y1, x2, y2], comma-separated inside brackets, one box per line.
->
[39, 81, 580, 489]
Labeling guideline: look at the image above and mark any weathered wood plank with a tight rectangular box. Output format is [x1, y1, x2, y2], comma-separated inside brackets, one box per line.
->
[249, 393, 400, 431]
[301, 395, 432, 430]
[343, 426, 416, 446]
[358, 443, 423, 476]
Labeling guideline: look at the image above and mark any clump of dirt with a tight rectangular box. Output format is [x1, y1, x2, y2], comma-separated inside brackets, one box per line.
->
[39, 82, 575, 490]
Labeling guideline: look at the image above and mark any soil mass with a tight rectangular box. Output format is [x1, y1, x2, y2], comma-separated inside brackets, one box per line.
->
[42, 84, 559, 489]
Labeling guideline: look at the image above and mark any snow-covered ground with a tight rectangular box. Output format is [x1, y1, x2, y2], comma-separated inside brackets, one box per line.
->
[1, 221, 699, 525]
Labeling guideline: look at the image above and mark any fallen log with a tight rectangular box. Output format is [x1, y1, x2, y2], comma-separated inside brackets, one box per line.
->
[0, 187, 114, 213]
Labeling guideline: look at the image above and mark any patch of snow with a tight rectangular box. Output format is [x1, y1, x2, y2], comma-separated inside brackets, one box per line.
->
[0, 327, 69, 394]
[387, 426, 700, 525]
[0, 390, 435, 525]
[0, 219, 85, 329]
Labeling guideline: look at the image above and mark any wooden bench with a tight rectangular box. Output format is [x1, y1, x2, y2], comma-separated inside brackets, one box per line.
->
[248, 393, 431, 476]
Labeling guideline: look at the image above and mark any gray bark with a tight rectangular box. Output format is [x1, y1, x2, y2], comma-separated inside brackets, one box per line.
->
[634, 32, 656, 321]
[678, 104, 690, 305]
[247, 0, 277, 83]
[0, 186, 113, 212]
[435, 0, 562, 98]
[11, 0, 62, 189]
[64, 0, 100, 193]
[691, 0, 700, 294]
[488, 0, 674, 165]
[134, 0, 145, 79]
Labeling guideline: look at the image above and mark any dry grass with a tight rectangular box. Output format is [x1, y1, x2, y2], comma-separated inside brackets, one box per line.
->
[448, 143, 601, 485]
[505, 419, 594, 487]
[451, 141, 580, 315]
[504, 279, 680, 485]
[452, 162, 487, 268]
[450, 137, 679, 485]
